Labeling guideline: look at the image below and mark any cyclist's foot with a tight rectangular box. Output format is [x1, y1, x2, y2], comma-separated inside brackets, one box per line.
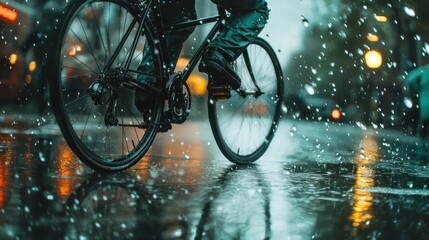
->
[198, 49, 241, 90]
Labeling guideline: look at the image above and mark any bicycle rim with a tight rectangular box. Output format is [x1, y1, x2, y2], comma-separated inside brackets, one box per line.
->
[50, 0, 162, 171]
[208, 37, 284, 164]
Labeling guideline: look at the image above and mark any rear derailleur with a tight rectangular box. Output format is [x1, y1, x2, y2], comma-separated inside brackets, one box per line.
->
[87, 68, 132, 127]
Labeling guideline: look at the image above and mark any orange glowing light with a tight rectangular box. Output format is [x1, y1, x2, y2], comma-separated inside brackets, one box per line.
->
[25, 74, 32, 85]
[367, 33, 379, 42]
[364, 50, 383, 69]
[9, 53, 17, 65]
[187, 74, 207, 96]
[68, 45, 82, 56]
[0, 5, 17, 23]
[56, 144, 78, 198]
[29, 61, 36, 72]
[0, 162, 6, 209]
[331, 108, 341, 121]
[375, 15, 387, 22]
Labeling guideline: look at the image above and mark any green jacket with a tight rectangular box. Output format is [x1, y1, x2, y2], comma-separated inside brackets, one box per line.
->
[408, 66, 429, 120]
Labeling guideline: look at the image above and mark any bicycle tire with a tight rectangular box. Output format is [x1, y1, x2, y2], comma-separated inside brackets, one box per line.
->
[208, 37, 284, 164]
[49, 0, 163, 171]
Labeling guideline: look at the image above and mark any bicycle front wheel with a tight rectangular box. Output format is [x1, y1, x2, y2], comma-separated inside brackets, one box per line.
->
[208, 37, 284, 164]
[50, 0, 163, 171]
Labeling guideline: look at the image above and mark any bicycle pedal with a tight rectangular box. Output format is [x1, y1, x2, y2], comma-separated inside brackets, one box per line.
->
[208, 85, 231, 100]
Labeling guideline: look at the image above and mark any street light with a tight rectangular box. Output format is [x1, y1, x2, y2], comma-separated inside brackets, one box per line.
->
[364, 50, 383, 69]
[375, 15, 388, 22]
[0, 4, 18, 23]
[367, 33, 379, 42]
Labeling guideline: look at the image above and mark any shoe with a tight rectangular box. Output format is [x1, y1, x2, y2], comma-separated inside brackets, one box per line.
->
[198, 49, 241, 90]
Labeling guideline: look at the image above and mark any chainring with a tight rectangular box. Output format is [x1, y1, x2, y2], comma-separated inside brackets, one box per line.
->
[166, 74, 191, 124]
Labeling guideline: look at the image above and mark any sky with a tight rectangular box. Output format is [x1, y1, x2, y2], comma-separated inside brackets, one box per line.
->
[261, 0, 318, 65]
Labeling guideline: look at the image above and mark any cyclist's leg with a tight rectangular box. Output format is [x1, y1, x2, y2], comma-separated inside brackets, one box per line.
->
[136, 0, 196, 111]
[209, 1, 269, 61]
[137, 0, 196, 84]
[200, 1, 269, 89]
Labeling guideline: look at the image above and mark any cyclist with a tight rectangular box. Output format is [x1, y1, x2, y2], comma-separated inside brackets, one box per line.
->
[135, 0, 269, 112]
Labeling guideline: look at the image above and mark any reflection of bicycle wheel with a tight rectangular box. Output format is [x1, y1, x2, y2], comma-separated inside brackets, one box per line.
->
[208, 37, 284, 164]
[49, 0, 163, 171]
[62, 173, 161, 239]
[195, 165, 272, 239]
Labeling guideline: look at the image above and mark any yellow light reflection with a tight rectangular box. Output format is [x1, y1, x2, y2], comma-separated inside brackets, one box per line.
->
[0, 144, 12, 209]
[23, 137, 32, 183]
[56, 143, 79, 198]
[349, 132, 379, 234]
[133, 124, 206, 185]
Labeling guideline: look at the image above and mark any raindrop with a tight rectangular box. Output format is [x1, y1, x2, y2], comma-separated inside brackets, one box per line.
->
[46, 194, 54, 200]
[150, 169, 159, 178]
[403, 5, 416, 17]
[281, 103, 288, 113]
[301, 15, 309, 27]
[403, 97, 413, 108]
[356, 121, 367, 130]
[311, 68, 317, 75]
[305, 84, 315, 95]
[290, 126, 297, 136]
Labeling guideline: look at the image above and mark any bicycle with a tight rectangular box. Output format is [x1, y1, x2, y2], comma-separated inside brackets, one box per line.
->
[49, 0, 284, 172]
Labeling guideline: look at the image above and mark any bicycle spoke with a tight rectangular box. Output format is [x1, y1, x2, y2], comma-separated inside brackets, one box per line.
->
[208, 38, 283, 163]
[52, 0, 163, 171]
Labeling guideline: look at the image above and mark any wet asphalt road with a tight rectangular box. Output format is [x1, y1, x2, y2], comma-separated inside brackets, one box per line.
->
[0, 112, 429, 240]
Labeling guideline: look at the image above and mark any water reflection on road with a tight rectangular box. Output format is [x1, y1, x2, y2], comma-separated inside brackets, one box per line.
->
[1, 119, 429, 239]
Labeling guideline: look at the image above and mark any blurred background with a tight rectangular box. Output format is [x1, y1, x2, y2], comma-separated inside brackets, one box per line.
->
[0, 0, 428, 134]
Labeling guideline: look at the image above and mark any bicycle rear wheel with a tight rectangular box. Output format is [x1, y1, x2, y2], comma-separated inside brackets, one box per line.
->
[50, 0, 163, 171]
[208, 37, 284, 164]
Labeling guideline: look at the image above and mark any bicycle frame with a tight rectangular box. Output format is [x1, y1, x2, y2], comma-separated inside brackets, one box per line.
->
[161, 8, 226, 83]
[107, 0, 227, 88]
[51, 0, 283, 170]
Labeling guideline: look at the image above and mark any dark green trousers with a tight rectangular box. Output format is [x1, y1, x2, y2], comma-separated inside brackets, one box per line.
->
[138, 0, 269, 83]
